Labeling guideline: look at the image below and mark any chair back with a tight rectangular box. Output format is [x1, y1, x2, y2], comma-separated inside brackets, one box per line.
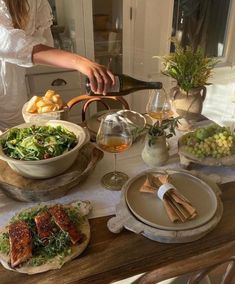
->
[67, 94, 130, 122]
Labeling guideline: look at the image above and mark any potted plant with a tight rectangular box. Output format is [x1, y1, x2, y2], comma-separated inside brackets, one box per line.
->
[141, 117, 180, 167]
[161, 40, 218, 122]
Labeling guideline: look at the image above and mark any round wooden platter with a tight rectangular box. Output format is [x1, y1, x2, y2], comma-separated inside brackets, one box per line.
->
[178, 136, 235, 169]
[0, 200, 92, 274]
[0, 143, 103, 202]
[107, 169, 223, 243]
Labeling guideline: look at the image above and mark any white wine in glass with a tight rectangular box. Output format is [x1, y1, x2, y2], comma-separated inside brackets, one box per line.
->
[98, 135, 131, 153]
[146, 89, 174, 121]
[96, 113, 132, 191]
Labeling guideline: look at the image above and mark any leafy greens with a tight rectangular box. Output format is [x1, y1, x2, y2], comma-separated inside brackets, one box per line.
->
[0, 125, 78, 160]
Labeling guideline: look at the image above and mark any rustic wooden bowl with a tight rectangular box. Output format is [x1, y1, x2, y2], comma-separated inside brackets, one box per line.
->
[0, 143, 103, 202]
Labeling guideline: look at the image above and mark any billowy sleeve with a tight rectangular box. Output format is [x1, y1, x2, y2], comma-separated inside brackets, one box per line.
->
[0, 0, 53, 67]
[36, 0, 53, 32]
[34, 0, 54, 47]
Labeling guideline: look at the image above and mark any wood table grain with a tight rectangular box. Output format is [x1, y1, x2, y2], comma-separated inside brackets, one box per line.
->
[0, 182, 235, 284]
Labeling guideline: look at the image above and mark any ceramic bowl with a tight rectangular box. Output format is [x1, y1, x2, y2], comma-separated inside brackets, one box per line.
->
[116, 110, 147, 140]
[86, 109, 147, 142]
[22, 102, 69, 123]
[178, 134, 235, 168]
[0, 120, 89, 179]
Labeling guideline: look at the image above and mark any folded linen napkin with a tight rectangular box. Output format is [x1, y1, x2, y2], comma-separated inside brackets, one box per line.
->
[140, 174, 197, 223]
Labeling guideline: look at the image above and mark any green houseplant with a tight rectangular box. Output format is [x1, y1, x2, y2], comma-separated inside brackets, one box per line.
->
[147, 117, 180, 146]
[162, 41, 218, 93]
[161, 41, 218, 123]
[141, 117, 179, 167]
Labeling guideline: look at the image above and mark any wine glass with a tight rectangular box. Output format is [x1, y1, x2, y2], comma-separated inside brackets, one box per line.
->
[96, 113, 133, 191]
[146, 89, 173, 122]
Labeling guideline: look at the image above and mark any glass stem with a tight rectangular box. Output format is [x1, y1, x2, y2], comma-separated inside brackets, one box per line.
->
[113, 153, 118, 183]
[114, 153, 117, 174]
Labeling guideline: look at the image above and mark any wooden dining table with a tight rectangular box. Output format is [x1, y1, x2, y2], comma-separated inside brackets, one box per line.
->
[0, 180, 234, 284]
[1, 120, 235, 284]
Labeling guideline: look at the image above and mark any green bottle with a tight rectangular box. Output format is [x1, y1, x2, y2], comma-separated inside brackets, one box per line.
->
[86, 74, 162, 96]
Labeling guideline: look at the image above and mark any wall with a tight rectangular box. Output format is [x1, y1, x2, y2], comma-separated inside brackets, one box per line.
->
[124, 0, 174, 113]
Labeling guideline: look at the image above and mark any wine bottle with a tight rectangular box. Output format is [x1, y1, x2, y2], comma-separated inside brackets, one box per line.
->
[86, 74, 163, 96]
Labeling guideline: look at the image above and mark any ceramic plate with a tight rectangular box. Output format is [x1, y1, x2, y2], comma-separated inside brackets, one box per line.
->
[125, 170, 218, 231]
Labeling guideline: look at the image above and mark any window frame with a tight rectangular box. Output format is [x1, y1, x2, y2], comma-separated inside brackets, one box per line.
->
[216, 0, 235, 67]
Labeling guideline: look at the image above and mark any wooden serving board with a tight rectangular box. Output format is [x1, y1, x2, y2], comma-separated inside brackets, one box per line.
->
[0, 143, 103, 202]
[0, 200, 92, 274]
[107, 169, 223, 243]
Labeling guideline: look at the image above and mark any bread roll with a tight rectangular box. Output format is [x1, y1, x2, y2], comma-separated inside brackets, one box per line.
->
[51, 94, 63, 109]
[44, 89, 56, 100]
[38, 105, 55, 113]
[36, 99, 48, 108]
[26, 96, 41, 113]
[26, 90, 63, 113]
[53, 104, 62, 111]
[36, 99, 54, 109]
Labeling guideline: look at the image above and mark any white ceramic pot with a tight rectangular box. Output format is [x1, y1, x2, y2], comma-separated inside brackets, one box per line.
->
[171, 85, 206, 122]
[141, 134, 169, 167]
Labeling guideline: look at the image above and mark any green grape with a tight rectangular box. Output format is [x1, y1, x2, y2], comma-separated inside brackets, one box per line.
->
[183, 124, 235, 158]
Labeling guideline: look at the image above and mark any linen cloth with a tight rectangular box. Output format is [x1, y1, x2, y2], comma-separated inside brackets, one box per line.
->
[1, 123, 235, 227]
[202, 83, 235, 128]
[0, 0, 53, 131]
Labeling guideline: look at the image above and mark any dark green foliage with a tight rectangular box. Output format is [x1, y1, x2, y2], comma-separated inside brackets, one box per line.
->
[147, 117, 180, 146]
[162, 40, 218, 92]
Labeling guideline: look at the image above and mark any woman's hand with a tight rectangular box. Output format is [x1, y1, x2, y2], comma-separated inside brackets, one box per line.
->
[32, 44, 115, 95]
[75, 56, 115, 95]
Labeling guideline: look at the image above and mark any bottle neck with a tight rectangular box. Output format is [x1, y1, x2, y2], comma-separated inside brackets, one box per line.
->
[147, 81, 163, 89]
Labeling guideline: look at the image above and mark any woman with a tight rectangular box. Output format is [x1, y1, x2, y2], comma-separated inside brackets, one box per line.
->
[0, 0, 115, 131]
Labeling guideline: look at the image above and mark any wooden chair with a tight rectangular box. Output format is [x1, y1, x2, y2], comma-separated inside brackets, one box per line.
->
[134, 249, 235, 284]
[67, 94, 130, 122]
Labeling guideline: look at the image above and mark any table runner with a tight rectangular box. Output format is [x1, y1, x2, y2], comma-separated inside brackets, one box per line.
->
[1, 122, 235, 227]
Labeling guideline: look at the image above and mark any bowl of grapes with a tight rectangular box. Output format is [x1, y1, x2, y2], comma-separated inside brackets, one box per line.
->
[178, 124, 235, 168]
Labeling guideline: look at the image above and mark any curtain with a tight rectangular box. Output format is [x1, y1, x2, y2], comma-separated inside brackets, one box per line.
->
[179, 0, 230, 56]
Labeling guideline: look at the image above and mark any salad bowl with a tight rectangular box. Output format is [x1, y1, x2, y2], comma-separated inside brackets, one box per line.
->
[0, 120, 89, 179]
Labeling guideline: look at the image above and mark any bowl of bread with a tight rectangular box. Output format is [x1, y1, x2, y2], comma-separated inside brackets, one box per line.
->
[22, 90, 68, 123]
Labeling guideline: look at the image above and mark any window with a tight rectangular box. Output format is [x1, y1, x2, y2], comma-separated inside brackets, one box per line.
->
[171, 0, 232, 58]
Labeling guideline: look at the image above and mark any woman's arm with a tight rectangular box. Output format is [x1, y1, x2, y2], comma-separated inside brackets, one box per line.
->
[0, 0, 114, 95]
[32, 44, 115, 95]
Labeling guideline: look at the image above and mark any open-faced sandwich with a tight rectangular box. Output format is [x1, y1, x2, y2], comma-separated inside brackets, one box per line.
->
[0, 201, 91, 274]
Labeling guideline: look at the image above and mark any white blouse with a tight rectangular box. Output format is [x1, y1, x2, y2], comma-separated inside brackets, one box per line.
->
[0, 0, 53, 131]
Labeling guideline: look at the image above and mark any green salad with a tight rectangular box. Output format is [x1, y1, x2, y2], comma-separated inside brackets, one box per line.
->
[0, 125, 78, 161]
